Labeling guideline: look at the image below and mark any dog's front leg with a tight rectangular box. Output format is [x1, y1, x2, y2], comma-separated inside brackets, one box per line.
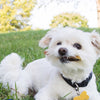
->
[34, 85, 58, 100]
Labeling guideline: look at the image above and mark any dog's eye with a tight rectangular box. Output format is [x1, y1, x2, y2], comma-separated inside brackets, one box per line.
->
[73, 43, 82, 50]
[57, 42, 62, 45]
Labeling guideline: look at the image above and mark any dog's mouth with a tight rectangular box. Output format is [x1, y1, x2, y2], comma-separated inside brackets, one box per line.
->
[59, 55, 81, 63]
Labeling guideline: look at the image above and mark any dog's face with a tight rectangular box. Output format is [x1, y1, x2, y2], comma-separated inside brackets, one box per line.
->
[39, 27, 100, 72]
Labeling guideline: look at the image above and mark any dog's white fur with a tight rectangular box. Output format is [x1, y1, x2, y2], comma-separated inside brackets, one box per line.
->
[0, 27, 100, 100]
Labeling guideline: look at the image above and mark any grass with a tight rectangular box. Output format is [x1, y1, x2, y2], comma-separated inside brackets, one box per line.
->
[0, 28, 100, 100]
[0, 30, 48, 66]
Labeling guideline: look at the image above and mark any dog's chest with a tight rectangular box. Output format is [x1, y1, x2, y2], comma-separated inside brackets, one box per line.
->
[59, 87, 88, 100]
[57, 77, 89, 100]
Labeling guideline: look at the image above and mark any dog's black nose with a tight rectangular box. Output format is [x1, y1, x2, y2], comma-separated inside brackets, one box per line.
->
[58, 48, 68, 56]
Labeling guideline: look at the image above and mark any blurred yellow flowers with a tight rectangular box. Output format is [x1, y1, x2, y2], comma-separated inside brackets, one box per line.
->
[0, 0, 36, 33]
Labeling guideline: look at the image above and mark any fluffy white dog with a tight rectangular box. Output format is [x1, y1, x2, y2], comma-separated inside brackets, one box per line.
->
[0, 27, 100, 100]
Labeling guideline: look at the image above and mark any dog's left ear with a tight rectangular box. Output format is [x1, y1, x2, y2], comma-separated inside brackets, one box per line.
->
[91, 32, 100, 54]
[39, 33, 52, 48]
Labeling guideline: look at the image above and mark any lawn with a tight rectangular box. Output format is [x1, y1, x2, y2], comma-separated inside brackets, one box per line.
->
[0, 28, 100, 100]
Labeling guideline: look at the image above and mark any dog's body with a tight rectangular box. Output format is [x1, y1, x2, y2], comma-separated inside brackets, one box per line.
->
[0, 27, 100, 100]
[25, 58, 100, 100]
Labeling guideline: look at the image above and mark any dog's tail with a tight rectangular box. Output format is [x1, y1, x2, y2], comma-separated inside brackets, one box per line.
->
[0, 53, 23, 87]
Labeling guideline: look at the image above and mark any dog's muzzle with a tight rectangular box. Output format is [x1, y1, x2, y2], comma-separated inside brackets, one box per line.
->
[58, 48, 81, 63]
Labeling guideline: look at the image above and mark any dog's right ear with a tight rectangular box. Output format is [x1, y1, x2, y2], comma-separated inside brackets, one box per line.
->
[39, 28, 58, 48]
[39, 34, 52, 48]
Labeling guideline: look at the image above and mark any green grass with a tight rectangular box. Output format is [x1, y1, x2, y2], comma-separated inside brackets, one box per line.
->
[0, 28, 100, 100]
[0, 30, 48, 66]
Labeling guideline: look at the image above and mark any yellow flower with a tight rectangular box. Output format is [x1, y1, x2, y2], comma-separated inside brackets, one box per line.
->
[73, 91, 89, 100]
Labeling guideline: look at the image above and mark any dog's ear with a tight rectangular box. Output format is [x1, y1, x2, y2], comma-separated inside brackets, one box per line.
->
[39, 28, 60, 48]
[39, 33, 52, 48]
[91, 31, 100, 54]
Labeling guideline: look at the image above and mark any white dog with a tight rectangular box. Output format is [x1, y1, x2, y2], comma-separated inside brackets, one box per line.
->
[0, 27, 100, 100]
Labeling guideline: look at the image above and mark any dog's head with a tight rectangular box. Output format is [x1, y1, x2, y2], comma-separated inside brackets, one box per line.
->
[39, 27, 100, 72]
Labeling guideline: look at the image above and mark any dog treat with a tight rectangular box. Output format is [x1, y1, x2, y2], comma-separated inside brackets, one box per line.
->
[75, 55, 81, 60]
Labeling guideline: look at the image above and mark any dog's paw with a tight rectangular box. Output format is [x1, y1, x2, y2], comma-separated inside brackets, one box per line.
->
[35, 92, 54, 100]
[35, 95, 51, 100]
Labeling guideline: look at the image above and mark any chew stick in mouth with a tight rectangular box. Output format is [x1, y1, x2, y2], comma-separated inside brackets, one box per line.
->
[75, 55, 81, 60]
[68, 56, 81, 61]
